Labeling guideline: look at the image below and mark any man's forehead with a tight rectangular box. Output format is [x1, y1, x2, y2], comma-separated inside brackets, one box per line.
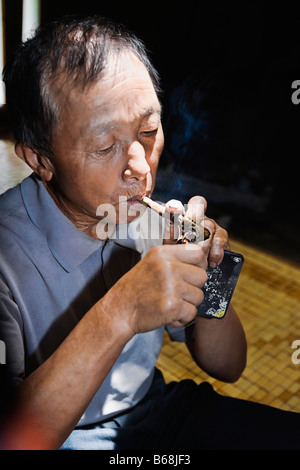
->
[87, 106, 161, 135]
[105, 50, 152, 82]
[55, 51, 161, 136]
[68, 59, 158, 104]
[56, 50, 156, 100]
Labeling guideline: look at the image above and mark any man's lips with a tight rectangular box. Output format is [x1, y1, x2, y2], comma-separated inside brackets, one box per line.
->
[112, 191, 151, 208]
[125, 192, 151, 204]
[126, 196, 145, 206]
[118, 195, 148, 221]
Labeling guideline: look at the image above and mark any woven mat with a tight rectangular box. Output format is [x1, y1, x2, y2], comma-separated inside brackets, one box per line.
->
[156, 238, 300, 412]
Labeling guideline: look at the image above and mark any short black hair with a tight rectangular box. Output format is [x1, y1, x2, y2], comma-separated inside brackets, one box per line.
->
[3, 15, 160, 158]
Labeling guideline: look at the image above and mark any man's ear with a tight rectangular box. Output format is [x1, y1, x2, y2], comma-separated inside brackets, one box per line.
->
[15, 143, 54, 182]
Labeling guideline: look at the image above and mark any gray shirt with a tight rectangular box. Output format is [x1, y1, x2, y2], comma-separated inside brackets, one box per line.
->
[0, 174, 187, 426]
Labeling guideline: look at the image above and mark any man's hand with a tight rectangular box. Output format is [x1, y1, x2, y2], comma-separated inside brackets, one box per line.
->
[163, 195, 230, 267]
[101, 242, 210, 336]
[185, 195, 230, 267]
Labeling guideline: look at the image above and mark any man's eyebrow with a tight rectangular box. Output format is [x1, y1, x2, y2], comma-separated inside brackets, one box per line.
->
[142, 106, 162, 118]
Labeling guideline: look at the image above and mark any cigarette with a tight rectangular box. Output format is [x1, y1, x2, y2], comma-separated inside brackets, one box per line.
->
[142, 196, 166, 216]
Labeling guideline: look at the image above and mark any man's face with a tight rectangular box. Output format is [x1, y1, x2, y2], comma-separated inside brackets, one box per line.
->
[48, 51, 164, 235]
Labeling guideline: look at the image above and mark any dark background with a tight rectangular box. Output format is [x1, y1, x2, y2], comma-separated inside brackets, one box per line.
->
[2, 0, 300, 263]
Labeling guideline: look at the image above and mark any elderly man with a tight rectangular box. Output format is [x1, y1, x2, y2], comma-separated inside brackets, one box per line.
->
[0, 16, 299, 450]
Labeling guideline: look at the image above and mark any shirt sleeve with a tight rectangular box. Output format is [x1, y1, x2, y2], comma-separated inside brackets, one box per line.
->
[165, 321, 195, 343]
[0, 274, 25, 384]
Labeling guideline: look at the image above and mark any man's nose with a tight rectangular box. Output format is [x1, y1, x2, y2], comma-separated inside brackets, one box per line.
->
[123, 141, 150, 181]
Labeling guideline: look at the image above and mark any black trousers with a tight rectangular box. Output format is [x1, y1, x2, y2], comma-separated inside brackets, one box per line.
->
[62, 368, 300, 450]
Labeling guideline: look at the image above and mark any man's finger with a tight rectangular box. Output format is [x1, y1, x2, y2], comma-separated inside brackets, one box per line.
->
[172, 242, 210, 269]
[163, 199, 184, 244]
[208, 227, 230, 267]
[186, 196, 207, 223]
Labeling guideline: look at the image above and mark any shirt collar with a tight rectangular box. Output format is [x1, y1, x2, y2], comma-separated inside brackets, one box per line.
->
[20, 174, 104, 272]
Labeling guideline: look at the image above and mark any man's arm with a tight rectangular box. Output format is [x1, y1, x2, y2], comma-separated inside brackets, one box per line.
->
[3, 242, 208, 450]
[186, 304, 247, 383]
[4, 298, 132, 449]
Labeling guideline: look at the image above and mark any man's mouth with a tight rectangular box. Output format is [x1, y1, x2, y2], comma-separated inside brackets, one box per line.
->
[126, 193, 150, 206]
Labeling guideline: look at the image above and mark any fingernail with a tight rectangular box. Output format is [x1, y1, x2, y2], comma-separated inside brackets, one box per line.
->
[210, 261, 217, 268]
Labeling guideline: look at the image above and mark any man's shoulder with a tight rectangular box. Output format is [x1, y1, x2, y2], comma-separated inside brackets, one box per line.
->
[0, 176, 35, 243]
[0, 182, 24, 223]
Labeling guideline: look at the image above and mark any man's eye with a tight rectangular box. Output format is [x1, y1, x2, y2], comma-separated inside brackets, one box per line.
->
[141, 129, 158, 137]
[94, 144, 115, 155]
